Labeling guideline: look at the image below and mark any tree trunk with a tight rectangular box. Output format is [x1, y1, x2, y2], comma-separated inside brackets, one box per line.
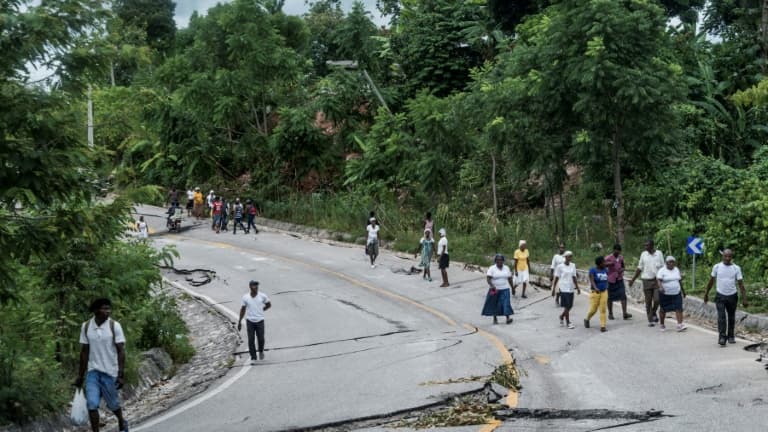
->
[762, 0, 768, 73]
[558, 189, 566, 239]
[612, 127, 625, 244]
[110, 61, 116, 87]
[491, 152, 498, 233]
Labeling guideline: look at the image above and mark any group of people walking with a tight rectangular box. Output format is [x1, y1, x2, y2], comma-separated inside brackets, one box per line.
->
[178, 187, 260, 235]
[481, 238, 750, 347]
[368, 212, 450, 287]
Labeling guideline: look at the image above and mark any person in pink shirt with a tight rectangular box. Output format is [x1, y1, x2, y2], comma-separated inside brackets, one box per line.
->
[605, 244, 632, 320]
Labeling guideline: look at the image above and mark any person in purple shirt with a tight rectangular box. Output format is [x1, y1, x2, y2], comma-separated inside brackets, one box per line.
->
[605, 244, 632, 321]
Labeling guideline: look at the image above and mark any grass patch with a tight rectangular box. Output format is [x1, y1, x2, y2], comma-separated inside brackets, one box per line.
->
[393, 395, 500, 428]
[490, 362, 521, 391]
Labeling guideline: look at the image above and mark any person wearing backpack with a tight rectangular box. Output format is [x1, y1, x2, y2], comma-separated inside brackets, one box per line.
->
[74, 298, 129, 432]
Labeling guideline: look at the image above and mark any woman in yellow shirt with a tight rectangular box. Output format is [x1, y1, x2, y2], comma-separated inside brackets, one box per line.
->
[513, 240, 530, 298]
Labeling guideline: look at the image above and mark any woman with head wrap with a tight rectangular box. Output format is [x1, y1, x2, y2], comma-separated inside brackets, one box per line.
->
[482, 254, 514, 324]
[552, 251, 580, 329]
[414, 229, 434, 281]
[656, 256, 687, 332]
[513, 240, 530, 298]
[437, 228, 450, 287]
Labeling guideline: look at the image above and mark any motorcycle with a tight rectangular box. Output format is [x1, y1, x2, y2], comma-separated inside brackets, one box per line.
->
[166, 214, 182, 233]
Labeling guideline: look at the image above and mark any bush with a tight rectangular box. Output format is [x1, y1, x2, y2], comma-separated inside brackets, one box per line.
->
[134, 291, 195, 364]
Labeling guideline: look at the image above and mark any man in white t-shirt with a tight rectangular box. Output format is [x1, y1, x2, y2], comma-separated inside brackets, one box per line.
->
[186, 188, 195, 216]
[365, 217, 380, 268]
[437, 228, 450, 287]
[550, 243, 566, 306]
[704, 249, 748, 346]
[630, 239, 665, 326]
[75, 298, 129, 432]
[238, 281, 272, 364]
[552, 251, 580, 329]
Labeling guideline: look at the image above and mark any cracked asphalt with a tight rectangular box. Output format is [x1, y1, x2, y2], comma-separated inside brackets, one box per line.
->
[133, 206, 768, 432]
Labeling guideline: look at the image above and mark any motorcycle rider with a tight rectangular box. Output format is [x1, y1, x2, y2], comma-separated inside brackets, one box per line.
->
[166, 202, 182, 230]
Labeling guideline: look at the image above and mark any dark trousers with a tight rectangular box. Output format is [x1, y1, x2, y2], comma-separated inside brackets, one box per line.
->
[246, 215, 258, 233]
[233, 217, 246, 233]
[715, 293, 738, 339]
[246, 320, 265, 360]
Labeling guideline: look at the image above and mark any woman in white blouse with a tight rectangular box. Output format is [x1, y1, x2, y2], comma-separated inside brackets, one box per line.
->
[482, 254, 514, 324]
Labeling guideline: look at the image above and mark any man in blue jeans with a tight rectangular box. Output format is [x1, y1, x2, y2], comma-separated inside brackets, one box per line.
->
[75, 298, 129, 432]
[704, 249, 749, 346]
[238, 281, 272, 364]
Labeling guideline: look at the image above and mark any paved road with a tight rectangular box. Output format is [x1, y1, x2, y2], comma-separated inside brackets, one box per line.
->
[134, 207, 767, 431]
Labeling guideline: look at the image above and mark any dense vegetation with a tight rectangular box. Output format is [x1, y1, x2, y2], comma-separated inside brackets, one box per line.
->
[5, 0, 768, 421]
[1, 0, 192, 424]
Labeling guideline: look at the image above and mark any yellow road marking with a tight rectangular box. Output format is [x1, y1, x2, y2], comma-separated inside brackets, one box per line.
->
[478, 419, 501, 432]
[468, 325, 518, 408]
[171, 234, 519, 422]
[181, 235, 456, 326]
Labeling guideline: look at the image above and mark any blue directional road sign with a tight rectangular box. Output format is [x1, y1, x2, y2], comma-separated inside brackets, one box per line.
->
[687, 236, 704, 255]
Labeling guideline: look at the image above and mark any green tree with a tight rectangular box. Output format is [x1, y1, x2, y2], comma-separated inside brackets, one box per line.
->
[508, 0, 686, 243]
[305, 0, 346, 75]
[334, 1, 381, 72]
[151, 0, 305, 183]
[113, 0, 176, 54]
[391, 0, 485, 96]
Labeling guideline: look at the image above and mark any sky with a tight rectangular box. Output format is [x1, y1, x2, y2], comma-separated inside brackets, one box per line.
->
[174, 0, 387, 28]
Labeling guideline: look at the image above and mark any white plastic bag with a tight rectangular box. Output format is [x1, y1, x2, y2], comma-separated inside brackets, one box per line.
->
[70, 388, 88, 425]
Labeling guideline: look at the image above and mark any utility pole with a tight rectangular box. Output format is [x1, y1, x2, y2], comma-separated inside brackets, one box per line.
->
[87, 85, 94, 148]
[362, 69, 390, 113]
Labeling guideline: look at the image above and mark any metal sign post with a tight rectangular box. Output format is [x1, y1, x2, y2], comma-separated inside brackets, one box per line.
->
[687, 236, 704, 291]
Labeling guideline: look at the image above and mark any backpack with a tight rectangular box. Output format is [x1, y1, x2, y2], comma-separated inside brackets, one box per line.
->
[83, 318, 117, 349]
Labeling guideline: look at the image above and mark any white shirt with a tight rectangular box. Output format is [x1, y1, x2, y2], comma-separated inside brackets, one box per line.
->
[551, 254, 565, 271]
[656, 266, 682, 295]
[366, 224, 380, 244]
[438, 237, 448, 255]
[206, 193, 214, 206]
[555, 262, 577, 293]
[137, 221, 148, 238]
[186, 190, 194, 200]
[487, 265, 512, 289]
[638, 250, 664, 280]
[711, 262, 743, 296]
[242, 292, 270, 323]
[79, 318, 126, 377]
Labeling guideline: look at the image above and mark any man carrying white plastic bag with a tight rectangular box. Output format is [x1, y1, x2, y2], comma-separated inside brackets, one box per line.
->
[74, 298, 129, 432]
[70, 388, 88, 425]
